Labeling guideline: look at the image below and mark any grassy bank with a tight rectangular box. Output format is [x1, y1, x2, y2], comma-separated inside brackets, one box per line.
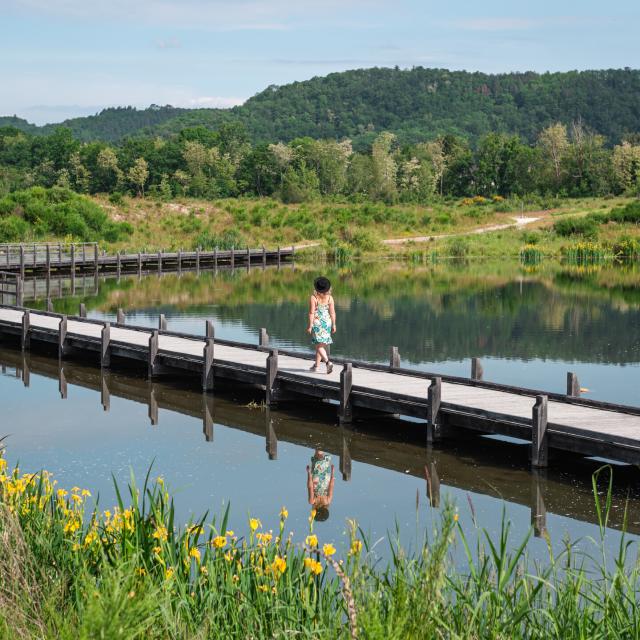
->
[1, 452, 638, 639]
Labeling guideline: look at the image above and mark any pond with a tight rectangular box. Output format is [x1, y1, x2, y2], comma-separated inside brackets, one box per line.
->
[2, 259, 640, 563]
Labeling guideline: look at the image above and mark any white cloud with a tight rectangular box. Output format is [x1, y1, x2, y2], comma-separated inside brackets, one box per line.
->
[185, 96, 246, 108]
[452, 16, 613, 32]
[155, 37, 182, 49]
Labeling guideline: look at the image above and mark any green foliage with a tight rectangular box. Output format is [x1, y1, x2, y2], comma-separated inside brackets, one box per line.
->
[194, 228, 243, 250]
[0, 216, 29, 242]
[553, 216, 599, 238]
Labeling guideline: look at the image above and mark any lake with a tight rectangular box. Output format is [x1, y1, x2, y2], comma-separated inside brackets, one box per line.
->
[2, 258, 640, 563]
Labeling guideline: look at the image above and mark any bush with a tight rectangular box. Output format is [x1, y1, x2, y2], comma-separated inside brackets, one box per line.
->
[553, 216, 598, 238]
[194, 228, 243, 250]
[0, 215, 29, 242]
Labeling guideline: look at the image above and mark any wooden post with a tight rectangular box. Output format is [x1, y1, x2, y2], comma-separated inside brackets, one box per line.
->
[427, 377, 442, 443]
[259, 328, 269, 348]
[205, 320, 214, 339]
[266, 349, 278, 406]
[82, 243, 86, 265]
[531, 395, 548, 468]
[265, 408, 277, 460]
[117, 308, 125, 325]
[46, 244, 51, 274]
[47, 298, 54, 312]
[566, 372, 580, 397]
[101, 372, 110, 411]
[196, 247, 201, 272]
[471, 357, 483, 381]
[148, 330, 159, 378]
[202, 394, 214, 442]
[389, 346, 400, 369]
[262, 246, 266, 268]
[101, 322, 111, 369]
[277, 246, 281, 267]
[94, 243, 99, 271]
[137, 252, 142, 273]
[339, 363, 353, 425]
[16, 275, 23, 307]
[79, 303, 86, 318]
[159, 314, 167, 331]
[19, 245, 25, 278]
[157, 251, 162, 273]
[33, 242, 36, 266]
[424, 460, 440, 508]
[178, 249, 182, 272]
[58, 315, 68, 360]
[214, 246, 218, 269]
[230, 246, 235, 269]
[21, 353, 30, 388]
[58, 366, 67, 399]
[530, 469, 547, 537]
[58, 242, 62, 266]
[21, 310, 30, 351]
[116, 251, 121, 276]
[70, 244, 75, 273]
[202, 337, 214, 391]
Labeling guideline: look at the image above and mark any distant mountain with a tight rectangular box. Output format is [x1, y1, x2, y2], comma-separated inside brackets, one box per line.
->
[3, 67, 640, 146]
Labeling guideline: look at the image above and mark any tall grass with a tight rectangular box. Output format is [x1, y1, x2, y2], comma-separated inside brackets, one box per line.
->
[1, 452, 639, 639]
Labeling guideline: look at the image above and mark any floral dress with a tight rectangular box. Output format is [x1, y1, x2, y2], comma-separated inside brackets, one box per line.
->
[311, 453, 332, 497]
[311, 295, 333, 345]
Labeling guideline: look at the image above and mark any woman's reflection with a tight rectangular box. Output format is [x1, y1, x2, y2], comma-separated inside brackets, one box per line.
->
[306, 448, 334, 521]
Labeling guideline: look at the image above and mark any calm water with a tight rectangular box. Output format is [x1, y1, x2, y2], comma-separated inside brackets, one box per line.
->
[2, 259, 640, 562]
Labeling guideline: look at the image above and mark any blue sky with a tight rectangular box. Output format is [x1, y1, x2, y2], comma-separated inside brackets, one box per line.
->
[2, 0, 639, 124]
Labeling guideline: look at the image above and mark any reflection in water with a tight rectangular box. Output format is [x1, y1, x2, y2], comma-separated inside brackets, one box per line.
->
[1, 346, 639, 558]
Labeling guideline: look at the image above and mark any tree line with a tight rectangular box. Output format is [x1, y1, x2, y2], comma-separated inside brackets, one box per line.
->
[0, 121, 639, 204]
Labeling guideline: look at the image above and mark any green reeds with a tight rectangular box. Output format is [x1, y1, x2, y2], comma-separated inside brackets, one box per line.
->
[520, 243, 543, 264]
[1, 453, 639, 639]
[562, 241, 612, 264]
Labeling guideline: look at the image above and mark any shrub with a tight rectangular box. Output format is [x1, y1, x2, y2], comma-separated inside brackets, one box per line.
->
[0, 216, 29, 242]
[194, 228, 243, 250]
[553, 217, 598, 238]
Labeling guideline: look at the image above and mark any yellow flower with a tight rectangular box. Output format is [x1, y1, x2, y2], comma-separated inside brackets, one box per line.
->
[157, 476, 164, 485]
[189, 547, 201, 562]
[165, 567, 174, 580]
[224, 550, 233, 563]
[256, 532, 273, 546]
[71, 494, 82, 504]
[72, 543, 81, 552]
[280, 506, 288, 519]
[322, 543, 336, 557]
[272, 555, 287, 574]
[152, 525, 168, 542]
[304, 557, 323, 575]
[350, 540, 363, 555]
[225, 530, 235, 537]
[71, 486, 81, 493]
[200, 566, 209, 576]
[249, 518, 261, 532]
[57, 489, 68, 499]
[136, 567, 146, 576]
[257, 584, 268, 592]
[212, 535, 227, 549]
[232, 574, 239, 583]
[453, 514, 459, 522]
[152, 546, 162, 555]
[305, 534, 318, 548]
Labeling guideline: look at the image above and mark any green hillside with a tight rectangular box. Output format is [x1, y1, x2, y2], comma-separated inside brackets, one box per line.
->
[2, 67, 640, 147]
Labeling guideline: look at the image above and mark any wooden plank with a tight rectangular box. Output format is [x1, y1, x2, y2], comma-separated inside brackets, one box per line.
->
[148, 330, 159, 378]
[101, 372, 110, 411]
[205, 320, 214, 339]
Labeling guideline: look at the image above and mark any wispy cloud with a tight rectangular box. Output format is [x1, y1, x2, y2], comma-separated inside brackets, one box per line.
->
[186, 96, 246, 108]
[452, 16, 616, 32]
[155, 37, 182, 50]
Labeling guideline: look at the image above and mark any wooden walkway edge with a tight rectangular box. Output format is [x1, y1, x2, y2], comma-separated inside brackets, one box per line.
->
[1, 303, 640, 468]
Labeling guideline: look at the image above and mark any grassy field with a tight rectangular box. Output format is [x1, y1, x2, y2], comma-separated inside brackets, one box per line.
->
[1, 451, 639, 639]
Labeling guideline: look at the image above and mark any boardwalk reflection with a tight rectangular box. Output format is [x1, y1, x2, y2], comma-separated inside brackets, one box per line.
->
[2, 345, 638, 536]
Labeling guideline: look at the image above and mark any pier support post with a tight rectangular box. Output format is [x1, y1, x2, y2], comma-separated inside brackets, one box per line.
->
[262, 246, 266, 268]
[178, 249, 182, 273]
[47, 298, 54, 312]
[46, 244, 51, 274]
[137, 252, 142, 273]
[117, 308, 125, 325]
[340, 428, 352, 481]
[266, 349, 279, 406]
[157, 251, 162, 273]
[19, 246, 25, 278]
[148, 330, 159, 378]
[70, 244, 75, 273]
[58, 366, 67, 399]
[339, 363, 353, 425]
[259, 328, 269, 348]
[230, 246, 235, 269]
[427, 377, 442, 444]
[202, 394, 214, 442]
[21, 310, 30, 351]
[148, 384, 158, 425]
[94, 243, 99, 271]
[21, 353, 30, 388]
[424, 455, 440, 508]
[214, 247, 218, 269]
[116, 251, 121, 277]
[265, 408, 277, 460]
[277, 246, 281, 268]
[58, 315, 68, 360]
[205, 320, 214, 339]
[530, 469, 547, 537]
[389, 346, 400, 369]
[159, 314, 167, 331]
[471, 357, 483, 381]
[202, 337, 214, 391]
[196, 248, 201, 273]
[531, 395, 548, 468]
[100, 371, 110, 411]
[79, 303, 86, 318]
[566, 372, 580, 397]
[101, 322, 111, 369]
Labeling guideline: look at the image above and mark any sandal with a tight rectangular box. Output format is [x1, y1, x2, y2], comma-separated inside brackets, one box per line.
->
[326, 361, 334, 374]
[309, 364, 318, 372]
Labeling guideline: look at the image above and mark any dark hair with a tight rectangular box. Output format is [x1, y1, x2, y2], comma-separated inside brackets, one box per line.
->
[314, 506, 330, 522]
[314, 276, 331, 293]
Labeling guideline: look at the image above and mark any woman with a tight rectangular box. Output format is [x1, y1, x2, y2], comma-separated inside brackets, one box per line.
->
[307, 276, 336, 374]
[307, 449, 335, 522]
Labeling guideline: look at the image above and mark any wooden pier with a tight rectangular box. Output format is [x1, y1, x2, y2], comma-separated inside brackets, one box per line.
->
[1, 303, 640, 469]
[0, 243, 294, 277]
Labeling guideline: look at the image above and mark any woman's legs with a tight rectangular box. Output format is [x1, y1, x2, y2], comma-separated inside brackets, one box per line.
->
[317, 345, 329, 363]
[314, 344, 324, 367]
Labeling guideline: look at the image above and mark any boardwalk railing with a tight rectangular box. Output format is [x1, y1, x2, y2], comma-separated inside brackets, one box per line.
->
[0, 271, 22, 306]
[0, 242, 98, 274]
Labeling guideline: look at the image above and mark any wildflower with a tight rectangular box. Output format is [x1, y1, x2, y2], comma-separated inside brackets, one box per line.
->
[304, 557, 323, 575]
[71, 494, 82, 504]
[256, 532, 273, 546]
[72, 543, 81, 552]
[165, 567, 174, 580]
[153, 546, 162, 555]
[200, 566, 209, 576]
[136, 567, 146, 576]
[71, 486, 81, 493]
[272, 555, 287, 574]
[225, 530, 235, 537]
[212, 535, 227, 549]
[157, 476, 164, 485]
[249, 518, 261, 532]
[128, 590, 136, 599]
[57, 489, 68, 499]
[280, 506, 288, 519]
[305, 534, 318, 548]
[350, 540, 363, 555]
[453, 514, 459, 522]
[232, 574, 239, 583]
[224, 550, 233, 563]
[257, 584, 268, 592]
[322, 543, 336, 557]
[81, 489, 91, 497]
[189, 547, 201, 562]
[153, 525, 168, 542]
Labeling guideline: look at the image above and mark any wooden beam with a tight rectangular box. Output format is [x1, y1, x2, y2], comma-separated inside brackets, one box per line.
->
[101, 322, 111, 369]
[202, 337, 214, 391]
[94, 243, 99, 270]
[137, 252, 142, 273]
[46, 244, 51, 274]
[58, 366, 67, 399]
[21, 309, 30, 351]
[427, 376, 441, 443]
[262, 246, 266, 268]
[58, 315, 68, 360]
[567, 372, 580, 397]
[148, 384, 158, 425]
[214, 247, 218, 269]
[266, 349, 278, 406]
[530, 469, 547, 537]
[340, 429, 352, 481]
[196, 247, 201, 272]
[21, 353, 30, 388]
[259, 328, 269, 348]
[531, 394, 548, 468]
[159, 314, 167, 331]
[70, 244, 75, 273]
[389, 346, 400, 369]
[148, 330, 159, 378]
[100, 371, 110, 411]
[79, 303, 86, 318]
[117, 308, 125, 325]
[157, 251, 162, 273]
[471, 357, 483, 381]
[202, 394, 214, 442]
[230, 246, 235, 268]
[205, 320, 215, 339]
[265, 408, 277, 460]
[339, 363, 353, 425]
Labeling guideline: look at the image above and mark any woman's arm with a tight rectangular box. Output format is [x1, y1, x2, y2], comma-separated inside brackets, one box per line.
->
[306, 465, 315, 504]
[329, 296, 337, 333]
[327, 464, 335, 504]
[307, 296, 316, 333]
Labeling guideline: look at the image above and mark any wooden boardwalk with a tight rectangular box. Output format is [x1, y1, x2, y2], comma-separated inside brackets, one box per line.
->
[1, 303, 640, 468]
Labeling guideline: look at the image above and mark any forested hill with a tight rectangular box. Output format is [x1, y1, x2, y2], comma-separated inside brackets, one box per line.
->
[2, 67, 640, 146]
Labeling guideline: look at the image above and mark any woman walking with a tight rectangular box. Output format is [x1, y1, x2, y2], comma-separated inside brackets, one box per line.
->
[307, 276, 336, 373]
